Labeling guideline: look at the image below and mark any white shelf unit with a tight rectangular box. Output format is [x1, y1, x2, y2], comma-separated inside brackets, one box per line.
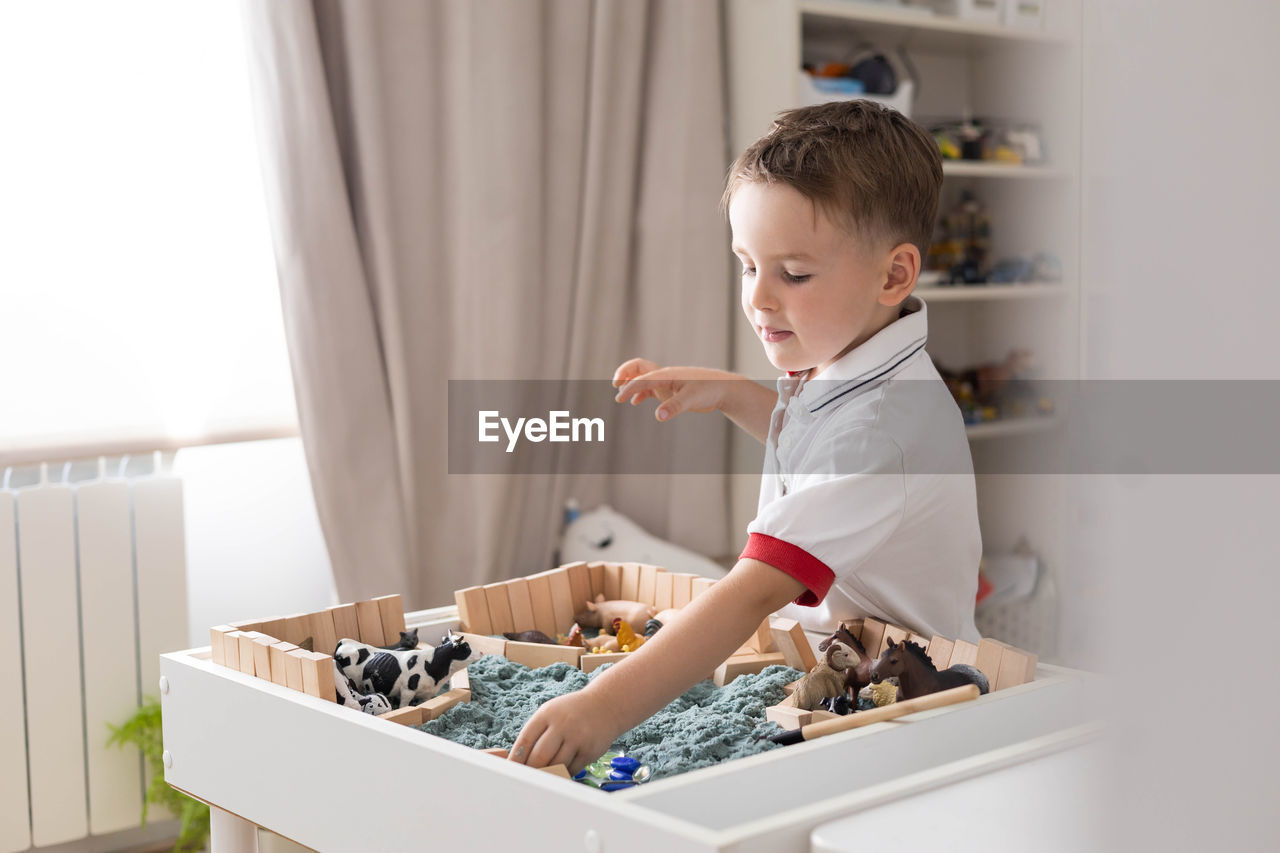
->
[725, 0, 1083, 663]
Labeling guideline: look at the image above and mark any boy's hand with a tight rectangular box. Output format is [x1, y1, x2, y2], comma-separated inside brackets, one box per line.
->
[508, 690, 618, 776]
[612, 358, 734, 422]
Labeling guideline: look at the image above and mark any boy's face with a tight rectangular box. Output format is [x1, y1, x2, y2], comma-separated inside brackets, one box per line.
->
[730, 181, 902, 377]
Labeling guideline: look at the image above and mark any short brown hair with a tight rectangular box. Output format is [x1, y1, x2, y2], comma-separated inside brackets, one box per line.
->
[723, 100, 943, 257]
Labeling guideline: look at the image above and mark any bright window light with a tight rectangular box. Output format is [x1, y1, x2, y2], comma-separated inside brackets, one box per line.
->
[0, 0, 297, 456]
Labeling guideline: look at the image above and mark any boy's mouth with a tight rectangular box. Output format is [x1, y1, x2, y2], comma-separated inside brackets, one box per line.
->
[761, 326, 793, 343]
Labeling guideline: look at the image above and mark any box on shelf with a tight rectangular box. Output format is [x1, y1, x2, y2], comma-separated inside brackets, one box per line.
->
[797, 74, 915, 119]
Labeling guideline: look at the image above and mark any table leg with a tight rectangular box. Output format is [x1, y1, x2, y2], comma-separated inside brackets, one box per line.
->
[210, 806, 260, 853]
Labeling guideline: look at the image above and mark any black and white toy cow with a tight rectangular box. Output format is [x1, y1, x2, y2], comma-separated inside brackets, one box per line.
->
[333, 667, 393, 715]
[334, 630, 479, 709]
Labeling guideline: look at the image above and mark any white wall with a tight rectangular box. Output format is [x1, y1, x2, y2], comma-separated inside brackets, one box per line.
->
[175, 438, 335, 648]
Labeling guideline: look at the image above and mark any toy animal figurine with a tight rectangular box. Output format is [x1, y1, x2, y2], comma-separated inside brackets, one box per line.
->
[793, 642, 859, 711]
[379, 629, 419, 651]
[612, 618, 645, 652]
[870, 638, 989, 701]
[817, 622, 872, 697]
[585, 635, 620, 653]
[334, 630, 479, 709]
[562, 624, 584, 647]
[859, 679, 899, 707]
[503, 630, 556, 644]
[574, 595, 656, 630]
[333, 665, 393, 715]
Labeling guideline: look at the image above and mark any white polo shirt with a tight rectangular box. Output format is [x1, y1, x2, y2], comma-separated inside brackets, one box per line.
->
[740, 295, 983, 644]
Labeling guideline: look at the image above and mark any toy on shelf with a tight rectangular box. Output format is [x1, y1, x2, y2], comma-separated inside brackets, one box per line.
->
[334, 631, 479, 709]
[574, 750, 653, 791]
[793, 642, 860, 712]
[575, 596, 656, 629]
[870, 638, 989, 701]
[936, 349, 1055, 425]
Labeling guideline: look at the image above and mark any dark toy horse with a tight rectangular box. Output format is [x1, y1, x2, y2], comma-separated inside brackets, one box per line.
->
[870, 638, 989, 700]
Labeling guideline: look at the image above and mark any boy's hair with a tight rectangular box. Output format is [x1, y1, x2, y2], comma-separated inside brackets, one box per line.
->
[722, 100, 943, 258]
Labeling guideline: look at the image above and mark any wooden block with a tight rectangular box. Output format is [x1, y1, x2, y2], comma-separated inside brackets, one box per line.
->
[282, 649, 306, 691]
[504, 640, 584, 670]
[459, 632, 508, 658]
[299, 651, 335, 701]
[355, 599, 386, 646]
[620, 562, 641, 601]
[713, 651, 787, 686]
[949, 639, 979, 667]
[637, 564, 660, 605]
[449, 667, 470, 691]
[654, 571, 674, 610]
[236, 632, 258, 675]
[209, 625, 236, 667]
[268, 642, 298, 687]
[454, 586, 493, 636]
[545, 569, 576, 634]
[253, 618, 283, 642]
[770, 618, 817, 672]
[525, 574, 559, 638]
[252, 634, 275, 681]
[587, 562, 605, 600]
[670, 573, 695, 609]
[229, 619, 264, 633]
[420, 688, 470, 721]
[746, 617, 775, 653]
[859, 619, 887, 661]
[809, 710, 841, 723]
[602, 563, 622, 600]
[579, 651, 629, 674]
[327, 603, 360, 644]
[691, 576, 716, 599]
[482, 747, 509, 758]
[994, 645, 1038, 691]
[975, 638, 1008, 687]
[565, 562, 591, 615]
[504, 579, 536, 633]
[375, 594, 407, 644]
[482, 583, 515, 636]
[765, 704, 813, 729]
[539, 764, 572, 779]
[381, 705, 425, 727]
[223, 630, 244, 670]
[307, 609, 339, 656]
[282, 613, 311, 646]
[926, 636, 955, 670]
[880, 624, 910, 657]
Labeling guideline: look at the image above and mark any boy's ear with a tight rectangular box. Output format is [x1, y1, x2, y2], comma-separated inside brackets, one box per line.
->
[879, 242, 921, 306]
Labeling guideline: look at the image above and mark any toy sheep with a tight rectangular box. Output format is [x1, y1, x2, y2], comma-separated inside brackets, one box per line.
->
[793, 642, 859, 711]
[334, 630, 479, 709]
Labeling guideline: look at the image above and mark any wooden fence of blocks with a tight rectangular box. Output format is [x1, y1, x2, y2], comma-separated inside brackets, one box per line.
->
[380, 705, 426, 727]
[565, 562, 592, 616]
[223, 630, 244, 670]
[454, 586, 493, 636]
[449, 668, 470, 691]
[580, 652, 630, 674]
[616, 562, 638, 601]
[879, 624, 910, 657]
[504, 578, 536, 633]
[236, 632, 259, 676]
[459, 632, 508, 658]
[544, 569, 577, 634]
[949, 639, 979, 667]
[908, 633, 930, 648]
[505, 640, 584, 670]
[653, 571, 674, 610]
[209, 625, 236, 666]
[599, 563, 620, 600]
[770, 619, 817, 672]
[670, 573, 696, 609]
[281, 613, 310, 647]
[713, 651, 787, 686]
[482, 583, 515, 636]
[229, 619, 264, 633]
[925, 636, 955, 670]
[420, 688, 470, 722]
[375, 594, 406, 643]
[252, 635, 276, 681]
[482, 748, 509, 758]
[587, 562, 605, 600]
[299, 651, 335, 700]
[282, 649, 305, 691]
[691, 577, 716, 599]
[859, 619, 887, 659]
[354, 599, 386, 646]
[746, 618, 775, 653]
[307, 610, 339, 656]
[268, 642, 298, 687]
[974, 638, 1008, 687]
[637, 564, 660, 604]
[327, 604, 360, 644]
[765, 704, 813, 729]
[540, 764, 572, 779]
[994, 646, 1038, 691]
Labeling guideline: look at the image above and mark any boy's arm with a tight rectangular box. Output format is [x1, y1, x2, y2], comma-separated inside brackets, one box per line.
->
[613, 359, 778, 444]
[509, 558, 807, 774]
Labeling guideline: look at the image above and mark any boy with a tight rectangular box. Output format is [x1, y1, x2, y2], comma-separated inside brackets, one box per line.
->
[511, 101, 981, 774]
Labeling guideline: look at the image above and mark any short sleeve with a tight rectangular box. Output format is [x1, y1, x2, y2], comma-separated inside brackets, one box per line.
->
[743, 427, 906, 607]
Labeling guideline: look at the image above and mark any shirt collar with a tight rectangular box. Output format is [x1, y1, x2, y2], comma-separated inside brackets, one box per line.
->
[787, 294, 929, 412]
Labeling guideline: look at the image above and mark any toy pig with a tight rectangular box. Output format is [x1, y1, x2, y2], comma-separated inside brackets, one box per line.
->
[574, 594, 656, 629]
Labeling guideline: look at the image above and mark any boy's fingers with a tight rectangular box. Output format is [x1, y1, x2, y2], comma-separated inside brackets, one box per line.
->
[510, 719, 544, 765]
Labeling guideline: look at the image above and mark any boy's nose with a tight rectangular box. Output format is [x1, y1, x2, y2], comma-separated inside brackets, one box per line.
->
[746, 275, 779, 312]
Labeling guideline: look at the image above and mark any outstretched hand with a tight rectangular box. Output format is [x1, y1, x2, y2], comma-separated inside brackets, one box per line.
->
[612, 358, 734, 422]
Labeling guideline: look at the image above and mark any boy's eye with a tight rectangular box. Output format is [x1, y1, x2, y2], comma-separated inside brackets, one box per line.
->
[741, 266, 756, 277]
[783, 271, 811, 283]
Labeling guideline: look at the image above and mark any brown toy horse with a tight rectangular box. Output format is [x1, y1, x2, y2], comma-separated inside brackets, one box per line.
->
[817, 623, 872, 698]
[870, 638, 989, 701]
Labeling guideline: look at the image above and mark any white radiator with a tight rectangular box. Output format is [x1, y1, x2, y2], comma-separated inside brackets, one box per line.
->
[0, 457, 189, 852]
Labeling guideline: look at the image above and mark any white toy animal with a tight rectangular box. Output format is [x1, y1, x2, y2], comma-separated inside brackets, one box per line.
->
[334, 630, 479, 709]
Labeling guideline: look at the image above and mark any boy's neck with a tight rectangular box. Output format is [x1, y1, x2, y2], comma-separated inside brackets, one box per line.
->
[806, 299, 913, 380]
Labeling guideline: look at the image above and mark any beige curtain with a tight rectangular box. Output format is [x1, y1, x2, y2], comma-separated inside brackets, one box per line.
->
[242, 0, 732, 608]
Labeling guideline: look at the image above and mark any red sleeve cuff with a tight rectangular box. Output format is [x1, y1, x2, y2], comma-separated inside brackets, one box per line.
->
[739, 533, 835, 607]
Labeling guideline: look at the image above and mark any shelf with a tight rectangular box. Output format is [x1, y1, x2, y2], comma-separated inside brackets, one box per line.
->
[798, 1, 1072, 52]
[965, 415, 1061, 441]
[942, 161, 1067, 179]
[918, 283, 1067, 303]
